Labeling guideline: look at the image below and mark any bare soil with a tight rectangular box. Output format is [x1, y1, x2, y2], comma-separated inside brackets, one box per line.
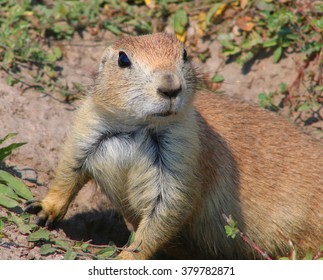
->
[0, 32, 320, 259]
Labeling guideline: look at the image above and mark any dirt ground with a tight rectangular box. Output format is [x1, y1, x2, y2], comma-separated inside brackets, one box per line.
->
[0, 31, 319, 259]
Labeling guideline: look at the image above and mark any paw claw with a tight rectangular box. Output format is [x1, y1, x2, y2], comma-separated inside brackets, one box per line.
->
[45, 218, 55, 230]
[36, 216, 47, 227]
[24, 200, 60, 229]
[24, 201, 43, 215]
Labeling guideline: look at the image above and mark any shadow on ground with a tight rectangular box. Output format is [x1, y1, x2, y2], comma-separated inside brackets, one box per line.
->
[59, 210, 130, 247]
[59, 209, 175, 259]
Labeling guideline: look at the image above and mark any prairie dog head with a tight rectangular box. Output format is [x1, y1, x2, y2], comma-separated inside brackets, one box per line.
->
[94, 33, 197, 125]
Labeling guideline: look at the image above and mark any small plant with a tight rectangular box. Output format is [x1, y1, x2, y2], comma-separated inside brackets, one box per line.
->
[223, 214, 273, 260]
[258, 76, 322, 138]
[279, 243, 323, 260]
[0, 133, 26, 163]
[215, 0, 323, 66]
[0, 133, 36, 249]
[223, 214, 323, 260]
[224, 215, 239, 239]
[258, 82, 287, 112]
[0, 133, 135, 259]
[0, 133, 31, 209]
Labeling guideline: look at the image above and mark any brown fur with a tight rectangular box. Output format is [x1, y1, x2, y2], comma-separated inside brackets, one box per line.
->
[26, 33, 323, 259]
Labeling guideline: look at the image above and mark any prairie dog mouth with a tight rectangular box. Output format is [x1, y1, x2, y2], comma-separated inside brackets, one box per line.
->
[151, 100, 179, 118]
[152, 111, 174, 117]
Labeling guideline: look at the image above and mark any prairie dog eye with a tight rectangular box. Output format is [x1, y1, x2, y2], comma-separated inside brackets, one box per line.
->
[183, 48, 188, 62]
[118, 51, 131, 68]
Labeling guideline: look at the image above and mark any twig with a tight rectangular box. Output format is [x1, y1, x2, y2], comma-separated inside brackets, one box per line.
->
[238, 232, 272, 260]
[222, 214, 272, 260]
[0, 237, 33, 250]
[0, 64, 80, 106]
[313, 250, 322, 260]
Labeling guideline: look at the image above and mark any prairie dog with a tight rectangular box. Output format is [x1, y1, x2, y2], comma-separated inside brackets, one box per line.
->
[26, 33, 323, 259]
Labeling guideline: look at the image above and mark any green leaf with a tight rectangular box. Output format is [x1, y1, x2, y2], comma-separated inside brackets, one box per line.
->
[73, 240, 83, 248]
[0, 142, 27, 162]
[314, 85, 323, 92]
[279, 82, 287, 93]
[218, 35, 241, 57]
[281, 40, 292, 48]
[286, 34, 299, 41]
[313, 3, 323, 13]
[259, 100, 265, 108]
[52, 47, 62, 60]
[0, 219, 4, 231]
[262, 38, 278, 48]
[3, 50, 15, 67]
[224, 216, 239, 239]
[303, 248, 313, 260]
[80, 242, 90, 252]
[241, 39, 261, 50]
[312, 18, 323, 31]
[6, 75, 14, 86]
[0, 170, 33, 200]
[228, 218, 237, 228]
[5, 76, 19, 87]
[105, 23, 122, 35]
[0, 193, 19, 209]
[44, 66, 58, 78]
[172, 9, 188, 35]
[258, 93, 267, 101]
[237, 51, 255, 65]
[273, 46, 283, 63]
[54, 239, 71, 251]
[222, 47, 241, 56]
[0, 133, 18, 145]
[206, 3, 222, 25]
[0, 183, 20, 201]
[27, 229, 51, 242]
[298, 103, 311, 112]
[64, 250, 77, 260]
[211, 74, 224, 83]
[40, 244, 57, 256]
[8, 213, 32, 234]
[46, 54, 57, 63]
[97, 247, 116, 259]
[224, 225, 238, 239]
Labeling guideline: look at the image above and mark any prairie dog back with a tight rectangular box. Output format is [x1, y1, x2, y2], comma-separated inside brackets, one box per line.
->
[193, 93, 322, 258]
[26, 33, 323, 259]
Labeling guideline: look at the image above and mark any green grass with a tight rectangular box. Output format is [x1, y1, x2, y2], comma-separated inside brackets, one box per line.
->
[1, 0, 321, 122]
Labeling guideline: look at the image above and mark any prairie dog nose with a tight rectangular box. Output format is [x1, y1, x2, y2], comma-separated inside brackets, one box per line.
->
[156, 72, 182, 99]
